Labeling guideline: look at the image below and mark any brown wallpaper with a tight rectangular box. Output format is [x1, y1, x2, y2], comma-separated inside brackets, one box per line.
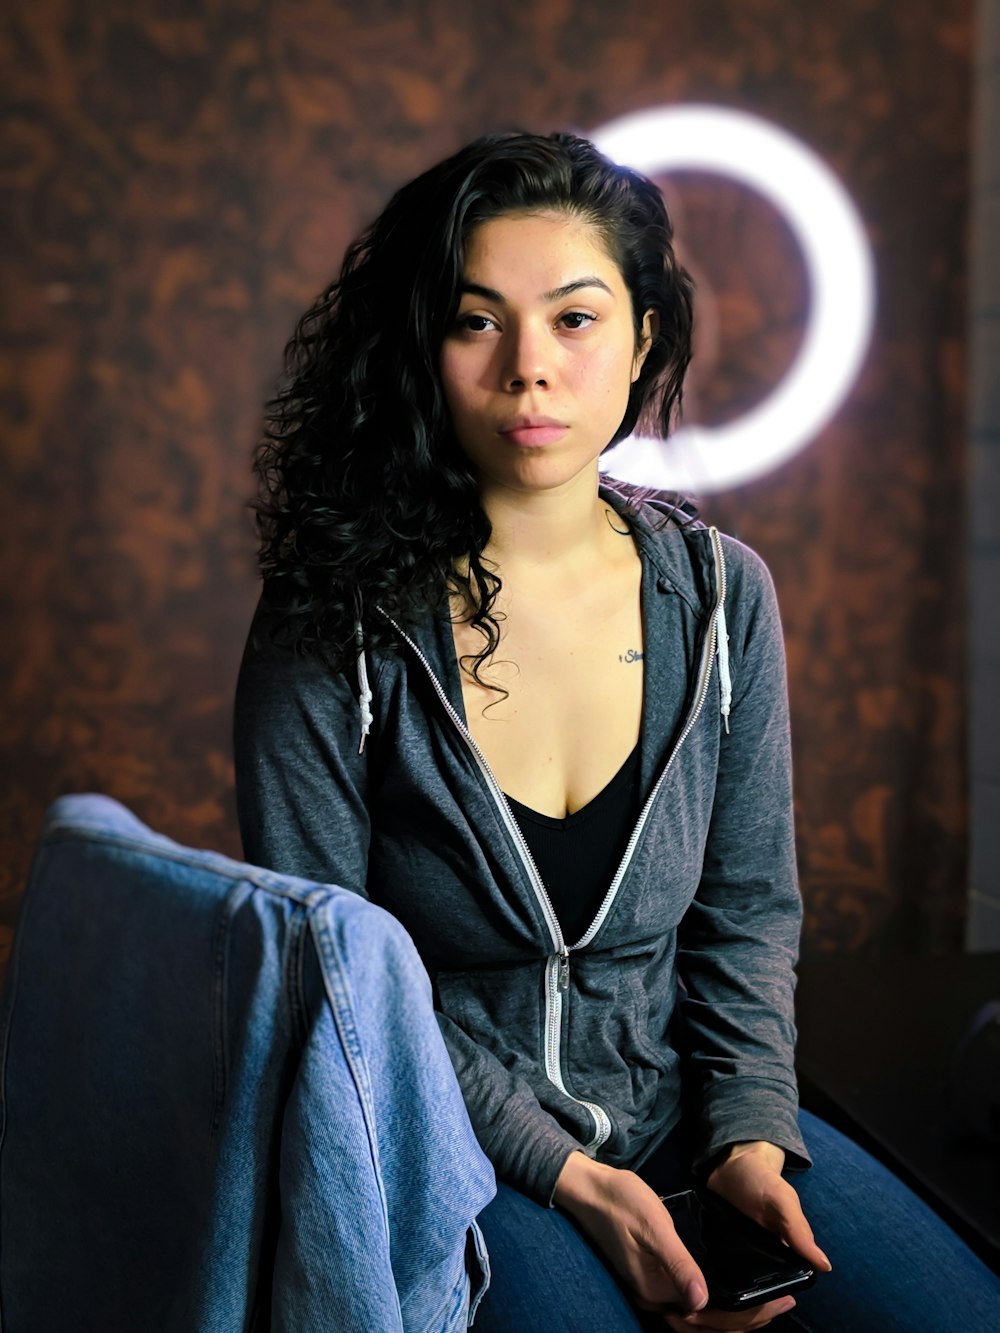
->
[0, 0, 972, 977]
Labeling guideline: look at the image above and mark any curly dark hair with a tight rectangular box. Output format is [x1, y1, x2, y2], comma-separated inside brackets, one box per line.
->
[253, 128, 695, 675]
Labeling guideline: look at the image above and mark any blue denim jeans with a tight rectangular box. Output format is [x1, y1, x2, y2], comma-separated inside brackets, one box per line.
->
[473, 1108, 1000, 1331]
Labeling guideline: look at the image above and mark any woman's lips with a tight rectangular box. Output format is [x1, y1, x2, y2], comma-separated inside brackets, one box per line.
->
[500, 425, 567, 446]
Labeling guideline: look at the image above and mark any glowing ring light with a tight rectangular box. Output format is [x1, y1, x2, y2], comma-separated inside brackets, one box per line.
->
[592, 106, 875, 492]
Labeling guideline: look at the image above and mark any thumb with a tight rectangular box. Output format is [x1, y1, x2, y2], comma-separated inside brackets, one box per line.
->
[648, 1207, 710, 1311]
[766, 1192, 833, 1274]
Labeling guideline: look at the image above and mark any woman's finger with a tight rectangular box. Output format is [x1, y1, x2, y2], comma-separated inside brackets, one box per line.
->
[768, 1193, 831, 1273]
[629, 1207, 709, 1310]
[663, 1293, 797, 1331]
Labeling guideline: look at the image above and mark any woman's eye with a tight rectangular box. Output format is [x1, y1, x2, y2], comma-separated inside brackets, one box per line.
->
[560, 311, 596, 330]
[458, 314, 497, 333]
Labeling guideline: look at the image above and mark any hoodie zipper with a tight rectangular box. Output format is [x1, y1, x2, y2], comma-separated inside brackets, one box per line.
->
[378, 612, 613, 1148]
[376, 526, 727, 1152]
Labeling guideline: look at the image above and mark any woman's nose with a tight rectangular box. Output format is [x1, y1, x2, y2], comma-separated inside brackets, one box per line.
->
[501, 322, 550, 391]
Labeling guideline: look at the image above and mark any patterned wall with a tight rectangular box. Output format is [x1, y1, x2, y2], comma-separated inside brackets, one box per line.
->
[0, 0, 972, 976]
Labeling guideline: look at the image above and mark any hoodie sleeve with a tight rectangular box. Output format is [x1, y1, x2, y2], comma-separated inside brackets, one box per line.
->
[675, 539, 812, 1175]
[233, 597, 582, 1207]
[233, 605, 374, 895]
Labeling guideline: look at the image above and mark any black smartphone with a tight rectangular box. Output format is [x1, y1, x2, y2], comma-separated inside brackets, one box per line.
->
[661, 1187, 817, 1311]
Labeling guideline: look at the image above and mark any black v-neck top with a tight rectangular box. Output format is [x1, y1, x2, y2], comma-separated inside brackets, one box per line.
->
[504, 742, 642, 945]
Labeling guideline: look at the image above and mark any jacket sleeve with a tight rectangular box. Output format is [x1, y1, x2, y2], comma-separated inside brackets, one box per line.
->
[675, 540, 812, 1175]
[232, 597, 582, 1207]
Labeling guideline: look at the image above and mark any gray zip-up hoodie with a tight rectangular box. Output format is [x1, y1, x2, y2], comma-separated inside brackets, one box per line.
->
[234, 483, 811, 1208]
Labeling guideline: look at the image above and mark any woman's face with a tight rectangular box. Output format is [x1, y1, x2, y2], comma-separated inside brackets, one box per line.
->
[439, 210, 657, 496]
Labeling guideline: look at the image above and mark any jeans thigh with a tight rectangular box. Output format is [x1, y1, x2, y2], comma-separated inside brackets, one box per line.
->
[780, 1109, 1000, 1332]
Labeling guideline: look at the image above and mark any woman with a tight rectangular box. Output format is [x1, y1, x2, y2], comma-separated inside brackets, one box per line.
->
[234, 131, 999, 1330]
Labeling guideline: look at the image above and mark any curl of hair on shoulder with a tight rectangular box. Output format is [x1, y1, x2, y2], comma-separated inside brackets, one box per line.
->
[251, 128, 696, 679]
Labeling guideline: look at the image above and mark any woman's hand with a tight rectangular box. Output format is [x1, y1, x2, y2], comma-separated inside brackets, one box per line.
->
[552, 1150, 811, 1330]
[705, 1140, 832, 1279]
[553, 1150, 709, 1312]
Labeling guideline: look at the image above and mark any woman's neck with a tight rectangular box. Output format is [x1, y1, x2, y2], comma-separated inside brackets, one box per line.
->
[477, 468, 625, 582]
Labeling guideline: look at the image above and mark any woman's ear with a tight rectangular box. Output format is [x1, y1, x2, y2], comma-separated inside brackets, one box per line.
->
[631, 308, 660, 382]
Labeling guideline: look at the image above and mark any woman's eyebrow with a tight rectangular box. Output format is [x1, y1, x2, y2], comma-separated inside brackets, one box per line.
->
[459, 276, 615, 303]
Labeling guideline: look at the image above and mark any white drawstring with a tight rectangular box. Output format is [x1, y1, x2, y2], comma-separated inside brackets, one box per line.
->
[716, 599, 732, 735]
[355, 620, 373, 755]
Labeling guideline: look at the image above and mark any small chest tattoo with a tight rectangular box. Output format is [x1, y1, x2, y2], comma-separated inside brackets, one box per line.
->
[618, 648, 644, 664]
